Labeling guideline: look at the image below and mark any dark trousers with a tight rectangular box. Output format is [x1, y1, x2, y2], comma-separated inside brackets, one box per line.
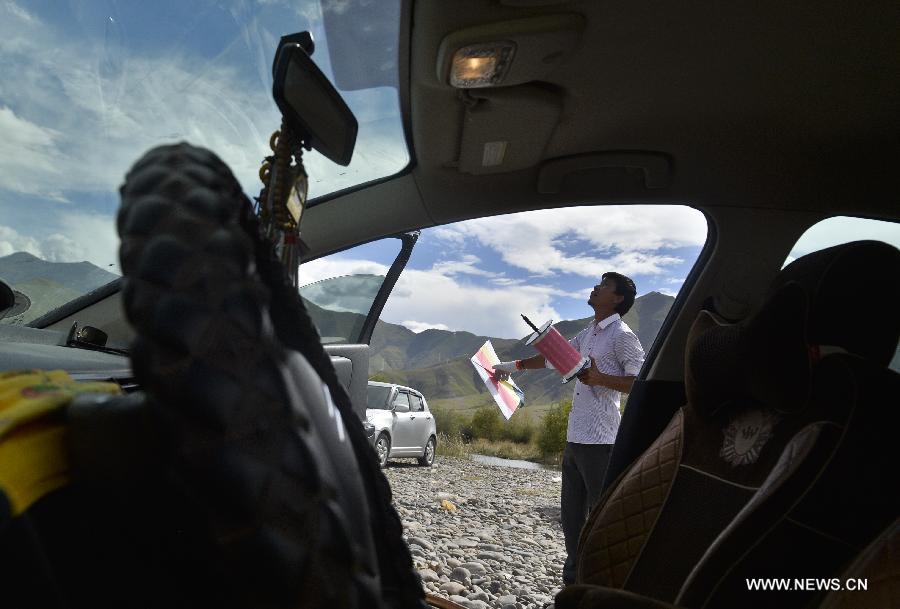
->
[561, 442, 613, 585]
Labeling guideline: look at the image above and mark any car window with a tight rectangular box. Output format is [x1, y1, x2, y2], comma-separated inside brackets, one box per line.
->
[785, 215, 900, 372]
[366, 385, 393, 410]
[366, 205, 708, 413]
[392, 391, 410, 413]
[298, 239, 403, 344]
[409, 395, 425, 412]
[785, 216, 900, 264]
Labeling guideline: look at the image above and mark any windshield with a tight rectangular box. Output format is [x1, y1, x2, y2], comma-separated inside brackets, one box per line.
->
[366, 384, 392, 410]
[0, 0, 407, 325]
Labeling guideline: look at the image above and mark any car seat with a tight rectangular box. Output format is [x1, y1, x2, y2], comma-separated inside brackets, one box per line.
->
[567, 240, 900, 607]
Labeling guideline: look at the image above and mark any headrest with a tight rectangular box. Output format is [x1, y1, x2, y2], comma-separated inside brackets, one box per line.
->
[685, 282, 811, 417]
[769, 240, 900, 367]
[685, 240, 900, 418]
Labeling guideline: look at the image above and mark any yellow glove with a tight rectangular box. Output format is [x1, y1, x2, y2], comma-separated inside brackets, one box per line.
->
[0, 370, 121, 515]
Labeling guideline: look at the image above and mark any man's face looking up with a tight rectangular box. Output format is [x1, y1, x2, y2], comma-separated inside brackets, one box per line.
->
[588, 277, 624, 314]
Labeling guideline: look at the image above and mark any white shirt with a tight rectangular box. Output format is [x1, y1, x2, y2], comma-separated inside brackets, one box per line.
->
[564, 313, 645, 444]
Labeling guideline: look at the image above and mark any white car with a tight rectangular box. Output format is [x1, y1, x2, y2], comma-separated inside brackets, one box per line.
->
[366, 382, 436, 468]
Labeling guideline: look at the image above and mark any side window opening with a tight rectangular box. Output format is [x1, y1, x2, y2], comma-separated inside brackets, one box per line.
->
[297, 237, 406, 345]
[785, 215, 900, 372]
[410, 395, 425, 412]
[392, 391, 410, 413]
[368, 204, 709, 418]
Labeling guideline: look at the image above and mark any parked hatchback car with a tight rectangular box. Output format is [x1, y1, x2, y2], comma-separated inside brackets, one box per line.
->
[366, 382, 436, 468]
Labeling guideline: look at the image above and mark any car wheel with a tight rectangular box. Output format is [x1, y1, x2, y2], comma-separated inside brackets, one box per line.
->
[417, 436, 436, 467]
[375, 433, 390, 468]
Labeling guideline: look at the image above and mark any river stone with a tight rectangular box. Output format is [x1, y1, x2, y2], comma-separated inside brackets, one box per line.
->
[450, 567, 471, 586]
[452, 537, 479, 548]
[498, 594, 517, 605]
[382, 456, 566, 609]
[408, 536, 433, 550]
[440, 581, 467, 596]
[418, 569, 439, 583]
[461, 561, 487, 576]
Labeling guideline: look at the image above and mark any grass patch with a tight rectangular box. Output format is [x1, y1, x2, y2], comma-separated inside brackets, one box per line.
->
[435, 432, 563, 467]
[435, 432, 470, 459]
[466, 438, 542, 461]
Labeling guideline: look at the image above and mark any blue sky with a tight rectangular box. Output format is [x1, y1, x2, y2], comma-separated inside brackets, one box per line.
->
[1, 1, 897, 337]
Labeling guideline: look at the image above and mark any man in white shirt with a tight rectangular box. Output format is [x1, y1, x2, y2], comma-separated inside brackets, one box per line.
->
[494, 272, 645, 585]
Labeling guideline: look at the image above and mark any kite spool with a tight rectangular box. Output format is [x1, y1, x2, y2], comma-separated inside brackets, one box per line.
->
[523, 317, 590, 384]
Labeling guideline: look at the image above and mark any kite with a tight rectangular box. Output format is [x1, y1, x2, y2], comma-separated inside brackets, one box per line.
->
[470, 340, 525, 420]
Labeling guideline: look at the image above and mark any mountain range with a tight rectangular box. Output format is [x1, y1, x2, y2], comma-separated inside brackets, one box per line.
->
[363, 291, 676, 414]
[8, 254, 892, 412]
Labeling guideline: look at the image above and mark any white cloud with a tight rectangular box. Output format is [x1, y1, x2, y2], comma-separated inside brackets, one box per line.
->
[430, 254, 502, 278]
[387, 269, 561, 338]
[297, 258, 389, 285]
[435, 205, 707, 279]
[666, 277, 686, 284]
[0, 225, 42, 258]
[0, 107, 67, 200]
[297, 255, 564, 338]
[0, 212, 119, 270]
[657, 288, 679, 297]
[401, 320, 450, 333]
[3, 1, 37, 24]
[52, 212, 120, 270]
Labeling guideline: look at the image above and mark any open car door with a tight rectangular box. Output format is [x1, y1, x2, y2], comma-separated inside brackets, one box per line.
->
[298, 231, 418, 420]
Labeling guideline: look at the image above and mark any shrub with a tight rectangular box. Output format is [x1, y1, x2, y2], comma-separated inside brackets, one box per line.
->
[500, 413, 535, 444]
[470, 406, 503, 441]
[431, 406, 470, 440]
[537, 400, 572, 457]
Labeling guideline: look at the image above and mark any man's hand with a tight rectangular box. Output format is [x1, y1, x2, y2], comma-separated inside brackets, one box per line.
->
[576, 357, 604, 386]
[492, 360, 518, 381]
[576, 357, 637, 392]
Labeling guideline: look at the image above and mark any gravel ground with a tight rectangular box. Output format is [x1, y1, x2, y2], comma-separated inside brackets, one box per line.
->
[384, 455, 565, 609]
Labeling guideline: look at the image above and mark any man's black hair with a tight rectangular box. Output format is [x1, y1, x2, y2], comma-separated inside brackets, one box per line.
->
[602, 272, 637, 315]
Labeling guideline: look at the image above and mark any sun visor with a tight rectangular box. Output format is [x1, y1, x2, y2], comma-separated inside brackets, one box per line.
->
[458, 85, 562, 175]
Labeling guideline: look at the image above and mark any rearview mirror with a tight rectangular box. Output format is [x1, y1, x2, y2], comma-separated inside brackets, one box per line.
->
[272, 40, 358, 166]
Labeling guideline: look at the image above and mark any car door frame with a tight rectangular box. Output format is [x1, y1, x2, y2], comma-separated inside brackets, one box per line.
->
[314, 231, 420, 420]
[407, 392, 432, 454]
[389, 388, 417, 454]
